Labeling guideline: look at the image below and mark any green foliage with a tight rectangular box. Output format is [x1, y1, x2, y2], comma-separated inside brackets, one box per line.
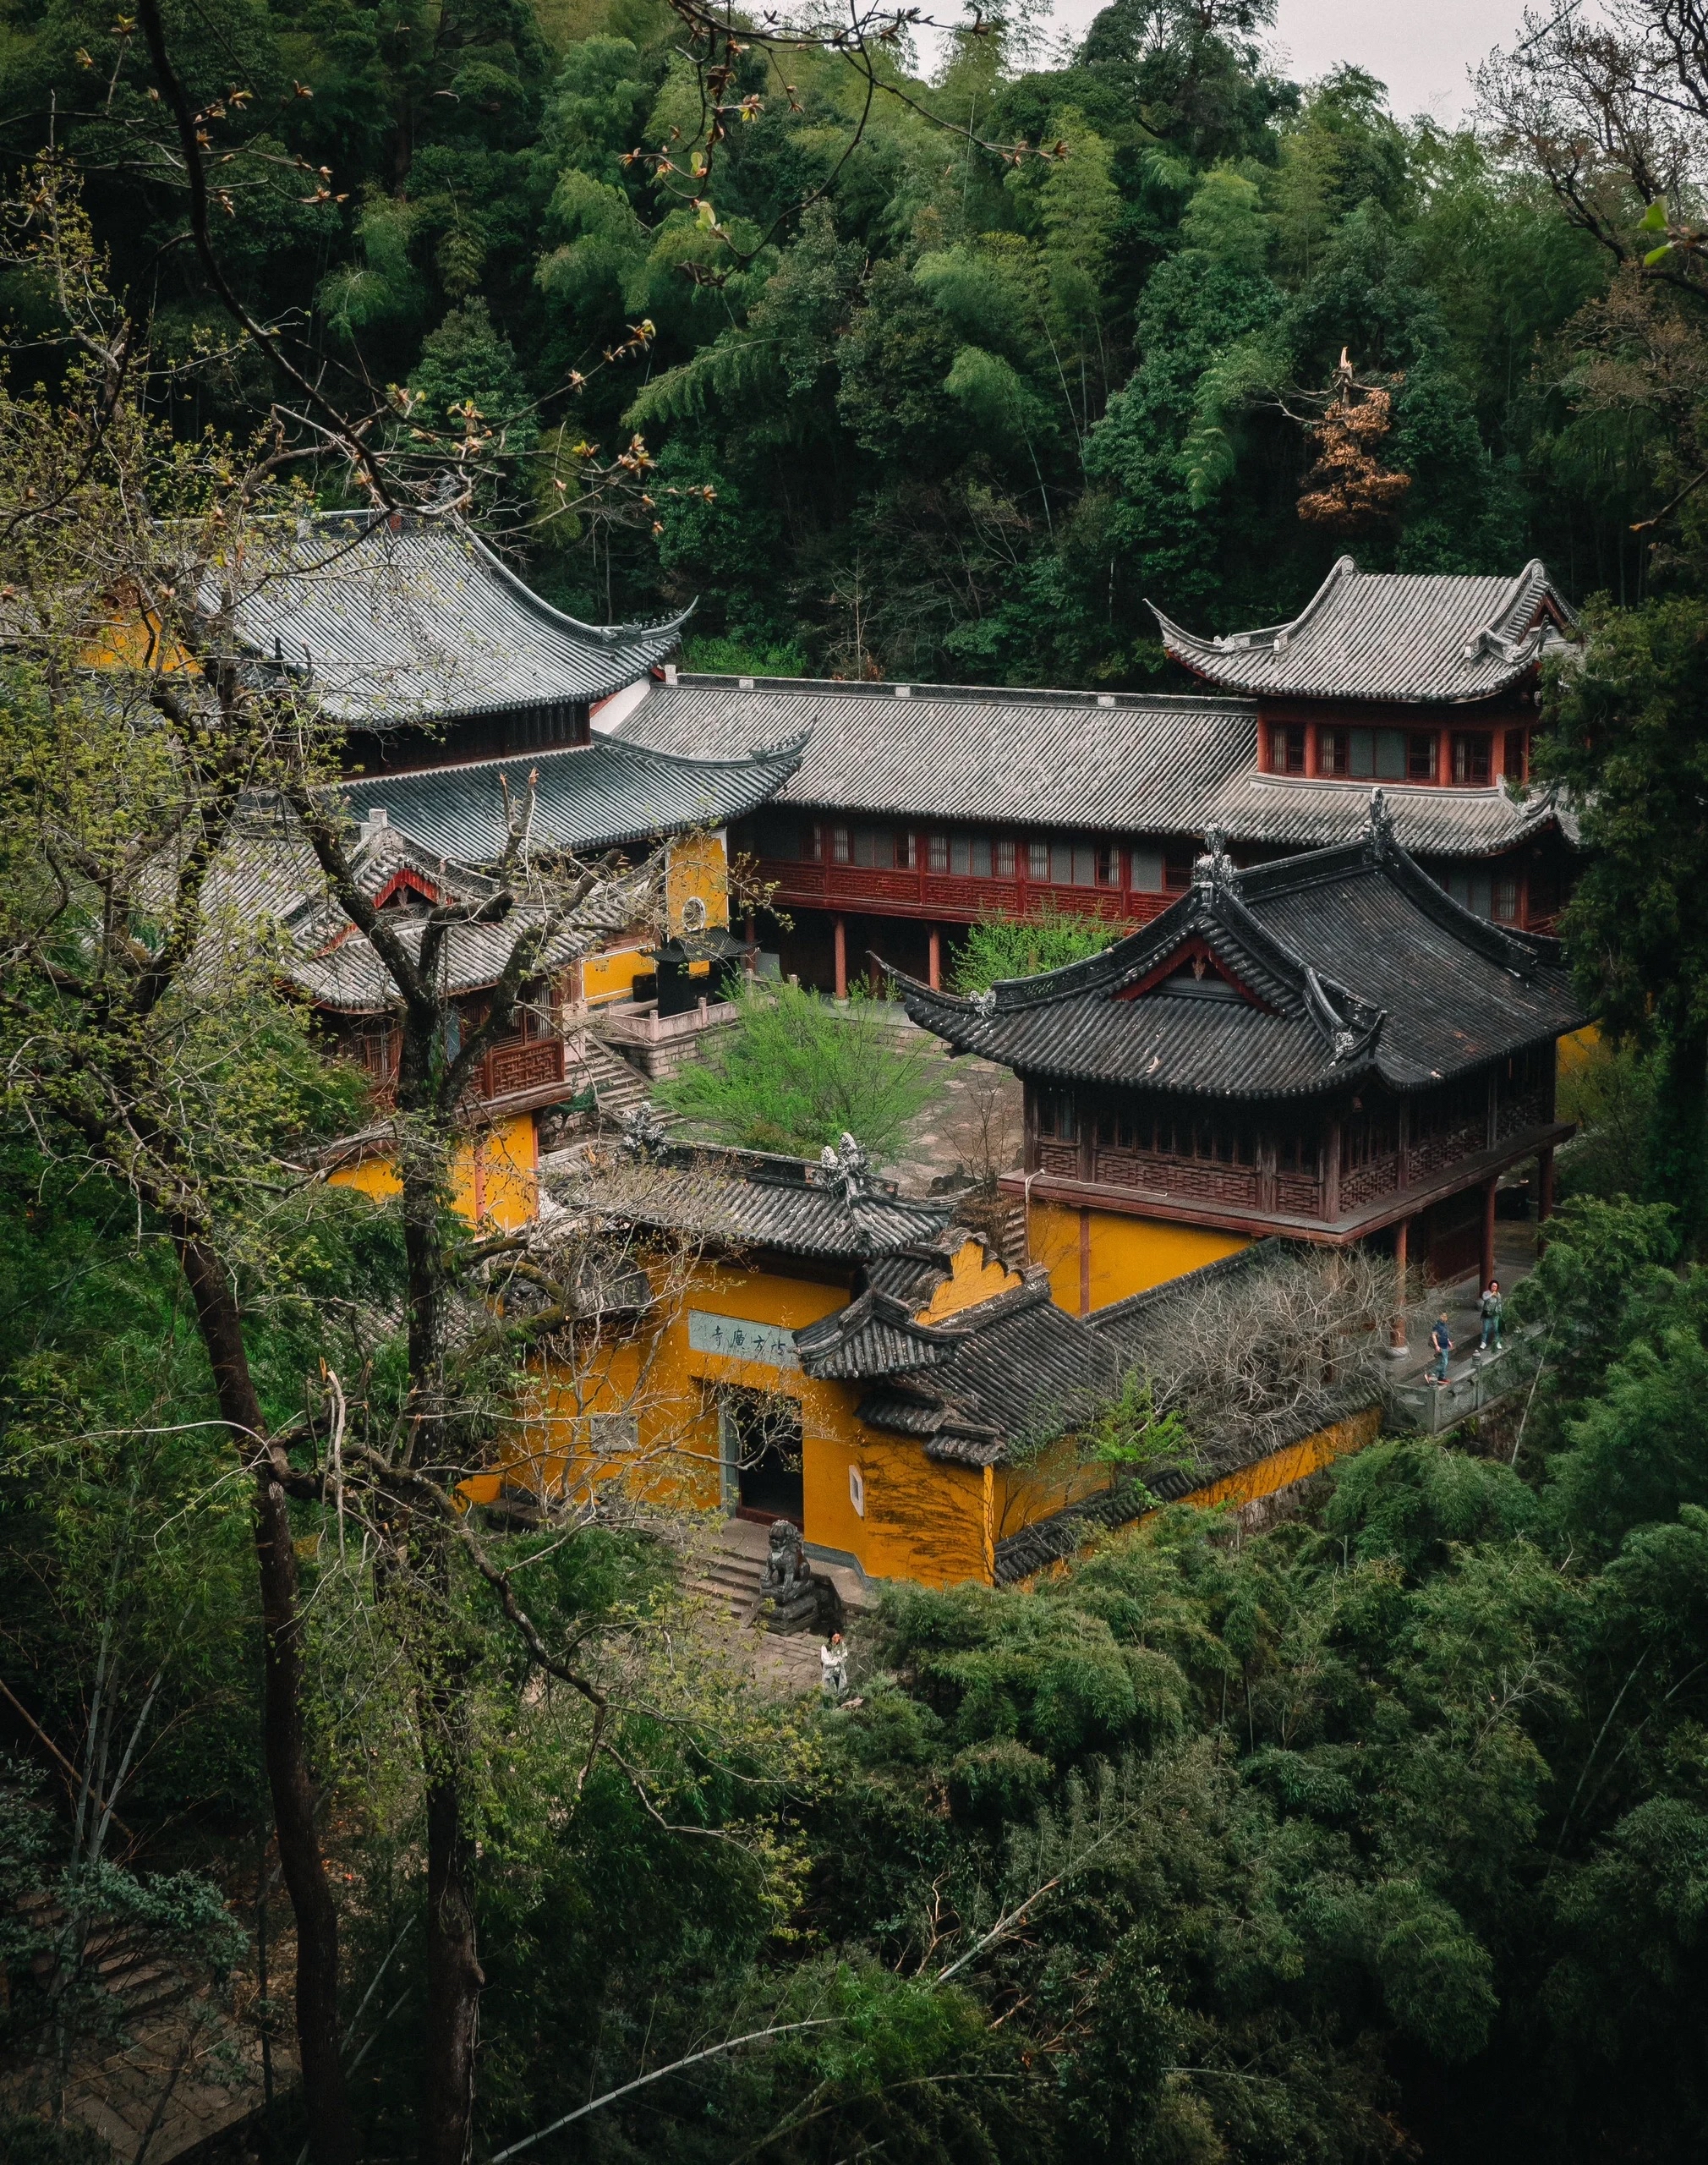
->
[1541, 596, 1708, 1237]
[0, 0, 1644, 679]
[655, 980, 940, 1157]
[950, 907, 1120, 991]
[1079, 1368, 1193, 1481]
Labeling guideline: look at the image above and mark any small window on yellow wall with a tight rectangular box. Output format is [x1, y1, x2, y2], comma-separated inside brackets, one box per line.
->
[849, 1464, 865, 1517]
[586, 1412, 638, 1455]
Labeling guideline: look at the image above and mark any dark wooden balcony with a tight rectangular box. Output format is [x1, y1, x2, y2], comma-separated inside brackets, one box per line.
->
[753, 855, 1176, 929]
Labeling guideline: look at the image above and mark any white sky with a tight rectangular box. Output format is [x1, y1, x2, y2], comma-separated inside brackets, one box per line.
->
[1019, 0, 1542, 121]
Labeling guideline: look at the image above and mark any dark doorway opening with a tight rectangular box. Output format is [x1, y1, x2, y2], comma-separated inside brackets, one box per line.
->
[726, 1388, 805, 1526]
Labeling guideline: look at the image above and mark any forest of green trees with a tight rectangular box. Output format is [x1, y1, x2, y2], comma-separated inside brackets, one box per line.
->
[0, 0, 1678, 677]
[8, 0, 1708, 2157]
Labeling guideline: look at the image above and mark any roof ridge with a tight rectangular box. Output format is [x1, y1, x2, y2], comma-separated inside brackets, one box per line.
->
[1149, 555, 1358, 660]
[671, 671, 1253, 715]
[457, 520, 694, 648]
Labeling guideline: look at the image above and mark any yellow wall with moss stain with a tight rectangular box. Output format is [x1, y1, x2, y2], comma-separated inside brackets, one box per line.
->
[326, 1110, 538, 1231]
[995, 1435, 1115, 1549]
[582, 945, 652, 1006]
[665, 830, 730, 934]
[1028, 1199, 1251, 1315]
[1181, 1405, 1382, 1512]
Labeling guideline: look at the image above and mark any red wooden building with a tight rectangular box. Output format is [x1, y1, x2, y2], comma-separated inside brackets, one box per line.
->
[602, 557, 1578, 991]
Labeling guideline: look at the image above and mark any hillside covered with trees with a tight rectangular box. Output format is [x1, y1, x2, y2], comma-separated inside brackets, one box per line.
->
[8, 0, 1708, 2160]
[0, 0, 1669, 680]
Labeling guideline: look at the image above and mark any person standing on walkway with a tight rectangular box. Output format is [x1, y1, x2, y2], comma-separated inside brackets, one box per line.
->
[821, 1632, 848, 1701]
[1429, 1312, 1453, 1384]
[1480, 1278, 1504, 1354]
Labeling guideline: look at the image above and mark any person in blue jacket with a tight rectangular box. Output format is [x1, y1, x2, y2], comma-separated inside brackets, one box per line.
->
[1428, 1312, 1453, 1383]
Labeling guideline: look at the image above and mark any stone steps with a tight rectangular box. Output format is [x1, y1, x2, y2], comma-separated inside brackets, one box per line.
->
[570, 1032, 651, 1118]
[688, 1549, 768, 1620]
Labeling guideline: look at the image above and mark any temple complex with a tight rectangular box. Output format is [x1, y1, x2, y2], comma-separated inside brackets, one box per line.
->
[208, 530, 1593, 1594]
[603, 556, 1578, 990]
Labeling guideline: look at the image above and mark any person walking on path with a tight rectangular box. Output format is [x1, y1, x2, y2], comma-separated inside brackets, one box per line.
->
[1428, 1312, 1453, 1384]
[1479, 1278, 1504, 1355]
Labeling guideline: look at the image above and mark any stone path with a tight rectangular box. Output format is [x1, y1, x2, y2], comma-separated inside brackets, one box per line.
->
[1392, 1220, 1537, 1386]
[870, 1015, 1023, 1196]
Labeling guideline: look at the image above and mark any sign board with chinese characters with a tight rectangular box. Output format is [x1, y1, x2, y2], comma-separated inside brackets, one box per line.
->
[687, 1310, 802, 1369]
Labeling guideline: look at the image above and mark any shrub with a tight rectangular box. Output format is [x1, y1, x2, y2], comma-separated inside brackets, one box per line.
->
[656, 979, 940, 1158]
[950, 906, 1120, 993]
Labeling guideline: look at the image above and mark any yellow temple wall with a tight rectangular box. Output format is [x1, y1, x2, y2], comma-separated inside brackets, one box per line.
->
[327, 1109, 538, 1230]
[996, 1437, 1115, 1545]
[1028, 1198, 1251, 1315]
[666, 830, 731, 933]
[1557, 1023, 1600, 1076]
[581, 945, 651, 1006]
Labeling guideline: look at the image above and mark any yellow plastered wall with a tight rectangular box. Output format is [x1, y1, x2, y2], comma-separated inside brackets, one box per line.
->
[813, 1431, 996, 1587]
[470, 1245, 1025, 1587]
[665, 830, 731, 934]
[996, 1436, 1115, 1548]
[327, 1110, 538, 1231]
[1029, 1199, 1251, 1314]
[582, 945, 651, 1006]
[468, 1223, 1388, 1587]
[916, 1236, 1022, 1321]
[1183, 1405, 1382, 1512]
[1010, 1405, 1385, 1588]
[1557, 1023, 1601, 1076]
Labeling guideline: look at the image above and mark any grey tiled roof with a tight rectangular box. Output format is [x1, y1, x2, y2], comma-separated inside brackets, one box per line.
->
[607, 676, 1563, 861]
[892, 811, 1585, 1099]
[1152, 556, 1574, 704]
[794, 1289, 955, 1378]
[206, 807, 639, 1011]
[339, 735, 803, 860]
[855, 1275, 1118, 1466]
[231, 512, 688, 721]
[567, 1143, 954, 1262]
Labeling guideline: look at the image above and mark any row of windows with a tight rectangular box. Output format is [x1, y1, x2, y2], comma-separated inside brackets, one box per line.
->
[1267, 723, 1533, 786]
[754, 817, 1194, 891]
[1039, 1093, 1316, 1173]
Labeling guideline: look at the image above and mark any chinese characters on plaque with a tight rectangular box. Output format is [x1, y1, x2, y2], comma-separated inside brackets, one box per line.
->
[687, 1309, 802, 1369]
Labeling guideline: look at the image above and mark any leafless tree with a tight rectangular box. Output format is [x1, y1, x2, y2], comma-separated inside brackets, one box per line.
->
[1140, 1244, 1396, 1466]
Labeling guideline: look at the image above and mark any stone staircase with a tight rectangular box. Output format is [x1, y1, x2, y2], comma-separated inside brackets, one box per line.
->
[567, 1031, 650, 1120]
[687, 1537, 768, 1623]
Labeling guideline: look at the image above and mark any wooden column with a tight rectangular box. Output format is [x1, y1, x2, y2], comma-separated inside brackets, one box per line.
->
[1390, 1217, 1410, 1353]
[1325, 1117, 1343, 1223]
[1481, 1176, 1498, 1295]
[1537, 1143, 1556, 1225]
[928, 926, 942, 990]
[833, 915, 847, 1000]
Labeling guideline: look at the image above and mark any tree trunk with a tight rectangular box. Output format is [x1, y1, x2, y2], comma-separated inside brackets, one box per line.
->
[420, 1766, 484, 2165]
[176, 1230, 356, 2165]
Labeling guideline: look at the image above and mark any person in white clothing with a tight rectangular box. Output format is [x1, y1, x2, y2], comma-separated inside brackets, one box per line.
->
[820, 1632, 848, 1699]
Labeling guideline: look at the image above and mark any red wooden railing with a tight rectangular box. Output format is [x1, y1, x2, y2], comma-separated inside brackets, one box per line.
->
[756, 858, 1175, 927]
